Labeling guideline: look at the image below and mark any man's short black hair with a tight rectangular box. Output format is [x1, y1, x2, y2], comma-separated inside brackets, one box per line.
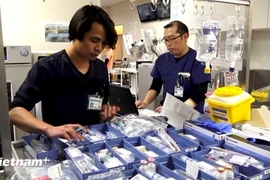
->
[68, 5, 117, 48]
[164, 21, 189, 36]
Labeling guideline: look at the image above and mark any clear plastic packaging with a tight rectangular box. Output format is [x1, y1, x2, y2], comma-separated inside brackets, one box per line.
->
[155, 128, 180, 152]
[196, 15, 222, 74]
[179, 155, 221, 178]
[29, 139, 49, 153]
[251, 85, 270, 102]
[13, 160, 79, 180]
[145, 128, 180, 154]
[179, 133, 200, 144]
[136, 145, 159, 158]
[83, 128, 106, 143]
[206, 147, 264, 169]
[225, 16, 246, 72]
[173, 169, 197, 180]
[223, 71, 239, 86]
[145, 171, 166, 180]
[146, 136, 174, 154]
[112, 147, 135, 163]
[95, 148, 123, 168]
[110, 114, 168, 137]
[87, 171, 128, 180]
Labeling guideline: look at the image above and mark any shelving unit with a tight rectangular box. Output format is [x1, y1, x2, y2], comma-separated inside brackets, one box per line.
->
[120, 68, 138, 100]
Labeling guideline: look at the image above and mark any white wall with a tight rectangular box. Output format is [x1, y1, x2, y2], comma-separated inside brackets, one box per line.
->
[106, 0, 244, 57]
[0, 0, 100, 52]
[107, 0, 270, 70]
[107, 0, 171, 43]
[250, 30, 270, 70]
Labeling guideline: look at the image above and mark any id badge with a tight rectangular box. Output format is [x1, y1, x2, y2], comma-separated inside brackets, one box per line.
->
[174, 86, 184, 98]
[87, 95, 103, 110]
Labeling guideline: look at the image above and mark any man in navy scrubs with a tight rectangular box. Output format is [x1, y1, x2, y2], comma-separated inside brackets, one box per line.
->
[9, 5, 119, 141]
[136, 21, 211, 113]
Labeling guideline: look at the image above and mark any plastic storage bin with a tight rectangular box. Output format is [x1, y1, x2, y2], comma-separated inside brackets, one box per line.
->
[65, 147, 107, 180]
[168, 129, 220, 149]
[22, 134, 59, 160]
[172, 152, 242, 180]
[124, 137, 168, 159]
[195, 142, 270, 180]
[134, 161, 182, 180]
[195, 148, 264, 180]
[141, 130, 199, 154]
[90, 123, 126, 142]
[207, 86, 254, 124]
[106, 139, 145, 169]
[122, 169, 148, 179]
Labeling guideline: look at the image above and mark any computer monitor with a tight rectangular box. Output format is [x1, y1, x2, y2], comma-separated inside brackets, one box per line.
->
[108, 84, 138, 115]
[137, 3, 157, 23]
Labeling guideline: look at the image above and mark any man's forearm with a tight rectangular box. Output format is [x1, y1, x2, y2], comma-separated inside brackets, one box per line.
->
[143, 89, 158, 106]
[9, 107, 53, 135]
[184, 98, 197, 108]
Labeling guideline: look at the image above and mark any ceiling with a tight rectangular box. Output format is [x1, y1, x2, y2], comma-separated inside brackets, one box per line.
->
[101, 0, 126, 7]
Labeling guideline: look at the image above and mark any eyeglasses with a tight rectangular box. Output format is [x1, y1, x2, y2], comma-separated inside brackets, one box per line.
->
[161, 35, 181, 43]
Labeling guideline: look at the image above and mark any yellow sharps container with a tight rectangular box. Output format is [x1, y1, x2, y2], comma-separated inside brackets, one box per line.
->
[206, 86, 255, 124]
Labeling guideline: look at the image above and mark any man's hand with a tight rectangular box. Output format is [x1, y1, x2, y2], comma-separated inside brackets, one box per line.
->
[155, 105, 162, 113]
[100, 104, 119, 121]
[135, 100, 148, 109]
[45, 124, 86, 142]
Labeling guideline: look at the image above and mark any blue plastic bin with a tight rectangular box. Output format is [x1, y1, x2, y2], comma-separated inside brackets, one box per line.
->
[84, 142, 128, 172]
[133, 161, 182, 179]
[141, 130, 199, 154]
[122, 168, 149, 179]
[195, 144, 268, 180]
[90, 123, 126, 142]
[124, 136, 168, 159]
[168, 128, 220, 149]
[22, 134, 58, 160]
[65, 147, 107, 180]
[172, 152, 241, 180]
[106, 139, 145, 169]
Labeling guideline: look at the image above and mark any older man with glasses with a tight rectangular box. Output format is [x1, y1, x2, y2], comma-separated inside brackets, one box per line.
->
[136, 20, 211, 114]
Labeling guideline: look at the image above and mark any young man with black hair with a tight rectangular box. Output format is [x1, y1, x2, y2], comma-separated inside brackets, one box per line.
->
[9, 5, 119, 141]
[136, 21, 211, 114]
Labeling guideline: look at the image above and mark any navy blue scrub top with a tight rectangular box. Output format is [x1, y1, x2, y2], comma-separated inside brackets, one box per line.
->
[15, 50, 109, 126]
[151, 48, 211, 113]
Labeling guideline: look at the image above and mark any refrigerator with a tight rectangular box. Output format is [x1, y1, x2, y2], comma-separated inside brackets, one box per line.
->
[4, 46, 32, 140]
[137, 62, 163, 111]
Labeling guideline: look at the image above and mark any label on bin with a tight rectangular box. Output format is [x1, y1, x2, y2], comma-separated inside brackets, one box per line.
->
[48, 163, 63, 179]
[250, 175, 263, 180]
[212, 107, 228, 121]
[186, 160, 199, 179]
[264, 169, 270, 175]
[229, 155, 249, 166]
[67, 148, 83, 158]
[109, 166, 125, 172]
